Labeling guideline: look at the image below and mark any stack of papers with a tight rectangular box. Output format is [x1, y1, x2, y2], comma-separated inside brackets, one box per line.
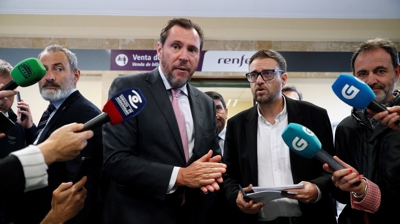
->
[247, 184, 304, 203]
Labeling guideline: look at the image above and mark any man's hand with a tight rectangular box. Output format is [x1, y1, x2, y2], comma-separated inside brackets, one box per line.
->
[176, 150, 226, 193]
[37, 123, 94, 165]
[17, 99, 34, 129]
[41, 176, 88, 224]
[281, 181, 318, 204]
[368, 106, 400, 130]
[0, 85, 17, 99]
[236, 184, 264, 214]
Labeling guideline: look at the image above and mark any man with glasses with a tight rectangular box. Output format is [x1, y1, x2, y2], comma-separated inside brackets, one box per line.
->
[222, 49, 337, 223]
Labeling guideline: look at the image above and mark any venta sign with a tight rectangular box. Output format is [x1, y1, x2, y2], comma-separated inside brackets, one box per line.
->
[110, 50, 254, 72]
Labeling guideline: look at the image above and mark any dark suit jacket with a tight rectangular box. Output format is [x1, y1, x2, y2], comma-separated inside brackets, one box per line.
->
[102, 69, 220, 224]
[223, 97, 337, 224]
[0, 155, 25, 201]
[15, 90, 103, 224]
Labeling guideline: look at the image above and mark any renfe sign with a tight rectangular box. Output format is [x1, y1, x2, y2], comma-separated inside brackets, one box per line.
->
[110, 50, 252, 72]
[109, 50, 354, 72]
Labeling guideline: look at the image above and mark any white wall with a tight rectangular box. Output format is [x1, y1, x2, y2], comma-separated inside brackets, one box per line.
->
[286, 78, 352, 124]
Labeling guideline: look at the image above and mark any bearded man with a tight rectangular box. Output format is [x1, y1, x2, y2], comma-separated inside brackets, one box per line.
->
[14, 45, 103, 224]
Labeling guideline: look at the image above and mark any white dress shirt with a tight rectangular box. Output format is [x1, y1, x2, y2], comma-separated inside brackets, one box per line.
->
[218, 127, 226, 156]
[256, 98, 302, 221]
[11, 145, 48, 192]
[158, 67, 195, 192]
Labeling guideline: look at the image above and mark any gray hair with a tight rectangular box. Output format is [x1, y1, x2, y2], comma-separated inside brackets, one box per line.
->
[38, 44, 78, 71]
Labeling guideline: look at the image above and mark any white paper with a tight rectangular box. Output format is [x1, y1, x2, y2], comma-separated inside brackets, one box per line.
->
[246, 184, 304, 203]
[251, 184, 304, 193]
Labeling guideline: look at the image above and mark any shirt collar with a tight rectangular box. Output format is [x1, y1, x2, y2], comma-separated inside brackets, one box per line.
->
[158, 66, 188, 96]
[256, 96, 288, 124]
[218, 127, 226, 140]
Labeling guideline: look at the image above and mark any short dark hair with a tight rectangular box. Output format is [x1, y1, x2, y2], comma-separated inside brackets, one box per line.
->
[282, 85, 303, 101]
[249, 49, 287, 73]
[205, 91, 226, 109]
[159, 18, 204, 51]
[351, 38, 399, 74]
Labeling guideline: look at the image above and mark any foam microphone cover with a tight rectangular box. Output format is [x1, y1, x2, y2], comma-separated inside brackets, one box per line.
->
[331, 74, 377, 109]
[282, 123, 345, 171]
[1, 58, 46, 90]
[281, 123, 321, 159]
[82, 88, 147, 131]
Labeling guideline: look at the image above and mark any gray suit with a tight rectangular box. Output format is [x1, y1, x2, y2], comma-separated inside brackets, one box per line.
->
[102, 69, 220, 224]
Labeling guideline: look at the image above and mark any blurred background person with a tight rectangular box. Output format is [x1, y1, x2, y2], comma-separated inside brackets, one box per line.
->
[282, 85, 303, 100]
[205, 91, 228, 155]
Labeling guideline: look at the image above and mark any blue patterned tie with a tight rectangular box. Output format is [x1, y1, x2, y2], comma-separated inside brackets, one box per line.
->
[34, 104, 56, 140]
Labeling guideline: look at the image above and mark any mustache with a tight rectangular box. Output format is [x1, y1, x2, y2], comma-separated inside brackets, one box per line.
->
[369, 83, 384, 90]
[173, 61, 190, 71]
[42, 81, 61, 88]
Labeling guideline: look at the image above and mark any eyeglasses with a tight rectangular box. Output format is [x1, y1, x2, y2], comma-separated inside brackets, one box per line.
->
[245, 69, 284, 83]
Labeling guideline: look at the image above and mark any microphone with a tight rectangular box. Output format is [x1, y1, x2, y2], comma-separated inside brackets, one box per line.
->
[281, 123, 345, 171]
[81, 88, 147, 131]
[0, 58, 46, 90]
[331, 74, 389, 113]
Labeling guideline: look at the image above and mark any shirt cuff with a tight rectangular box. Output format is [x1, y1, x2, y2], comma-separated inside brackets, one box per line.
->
[11, 145, 48, 192]
[167, 166, 180, 193]
[312, 183, 322, 203]
[350, 178, 381, 213]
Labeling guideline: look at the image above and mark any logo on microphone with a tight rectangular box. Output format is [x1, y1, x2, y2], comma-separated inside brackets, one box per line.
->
[292, 137, 308, 151]
[18, 63, 34, 78]
[341, 84, 360, 99]
[115, 54, 128, 66]
[128, 89, 143, 109]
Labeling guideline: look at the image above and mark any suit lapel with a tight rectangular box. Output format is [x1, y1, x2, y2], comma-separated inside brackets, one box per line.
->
[246, 105, 259, 185]
[37, 91, 81, 144]
[146, 70, 187, 163]
[285, 97, 302, 183]
[187, 84, 203, 164]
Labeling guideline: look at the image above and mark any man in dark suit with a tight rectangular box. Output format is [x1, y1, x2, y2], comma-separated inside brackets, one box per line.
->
[14, 45, 103, 224]
[223, 49, 337, 224]
[102, 18, 226, 224]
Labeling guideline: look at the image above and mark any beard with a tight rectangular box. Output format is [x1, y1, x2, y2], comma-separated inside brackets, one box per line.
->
[370, 83, 394, 104]
[40, 78, 75, 102]
[160, 58, 195, 89]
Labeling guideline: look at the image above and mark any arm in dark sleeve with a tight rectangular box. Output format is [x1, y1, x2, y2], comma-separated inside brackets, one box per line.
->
[0, 155, 25, 200]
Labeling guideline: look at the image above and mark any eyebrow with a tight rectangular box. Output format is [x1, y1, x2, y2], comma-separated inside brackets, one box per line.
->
[52, 62, 64, 67]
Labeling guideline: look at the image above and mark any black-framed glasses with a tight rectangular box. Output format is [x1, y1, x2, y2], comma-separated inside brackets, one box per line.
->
[245, 69, 284, 83]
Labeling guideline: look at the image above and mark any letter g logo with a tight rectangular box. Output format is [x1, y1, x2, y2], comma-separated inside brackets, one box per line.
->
[291, 137, 308, 151]
[341, 84, 360, 100]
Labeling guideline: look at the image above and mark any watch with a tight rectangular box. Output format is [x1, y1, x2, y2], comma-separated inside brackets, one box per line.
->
[351, 178, 367, 199]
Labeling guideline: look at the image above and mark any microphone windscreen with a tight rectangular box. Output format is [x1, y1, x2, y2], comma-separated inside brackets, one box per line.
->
[103, 88, 147, 125]
[331, 74, 376, 109]
[281, 123, 322, 159]
[10, 58, 46, 87]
